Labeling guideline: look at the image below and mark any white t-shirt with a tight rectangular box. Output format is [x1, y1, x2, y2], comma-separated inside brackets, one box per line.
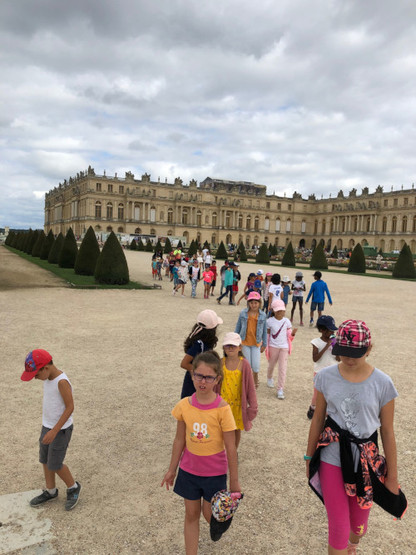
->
[292, 279, 305, 297]
[311, 337, 337, 372]
[205, 254, 212, 265]
[268, 283, 283, 302]
[43, 372, 73, 429]
[267, 317, 292, 348]
[191, 266, 199, 279]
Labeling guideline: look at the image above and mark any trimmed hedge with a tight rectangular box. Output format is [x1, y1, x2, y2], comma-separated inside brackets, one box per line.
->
[281, 241, 296, 267]
[95, 231, 129, 285]
[255, 243, 270, 264]
[392, 243, 416, 279]
[310, 243, 328, 269]
[58, 228, 78, 269]
[74, 226, 100, 275]
[215, 241, 228, 260]
[41, 230, 55, 260]
[48, 232, 64, 264]
[348, 243, 366, 274]
[32, 230, 46, 258]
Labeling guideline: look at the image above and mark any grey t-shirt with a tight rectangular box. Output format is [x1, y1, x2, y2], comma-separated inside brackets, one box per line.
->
[314, 364, 398, 468]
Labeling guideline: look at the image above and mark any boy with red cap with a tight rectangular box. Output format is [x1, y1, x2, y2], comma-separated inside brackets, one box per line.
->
[21, 349, 81, 511]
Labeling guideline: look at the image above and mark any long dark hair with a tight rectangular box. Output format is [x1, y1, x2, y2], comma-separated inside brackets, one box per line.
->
[184, 325, 219, 353]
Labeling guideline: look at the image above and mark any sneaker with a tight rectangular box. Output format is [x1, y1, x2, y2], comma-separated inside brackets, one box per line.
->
[65, 482, 81, 511]
[307, 406, 315, 420]
[299, 322, 304, 326]
[181, 295, 186, 297]
[277, 389, 285, 400]
[217, 298, 221, 304]
[30, 489, 58, 507]
[172, 290, 176, 296]
[267, 379, 274, 388]
[309, 319, 314, 327]
[347, 541, 359, 554]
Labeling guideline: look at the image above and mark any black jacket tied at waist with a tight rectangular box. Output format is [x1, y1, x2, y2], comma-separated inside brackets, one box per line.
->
[308, 416, 407, 519]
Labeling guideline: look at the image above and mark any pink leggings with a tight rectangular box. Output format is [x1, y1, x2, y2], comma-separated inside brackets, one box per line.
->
[319, 462, 370, 550]
[267, 347, 288, 390]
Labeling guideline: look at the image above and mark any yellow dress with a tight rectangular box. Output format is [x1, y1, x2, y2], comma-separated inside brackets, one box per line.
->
[221, 358, 244, 430]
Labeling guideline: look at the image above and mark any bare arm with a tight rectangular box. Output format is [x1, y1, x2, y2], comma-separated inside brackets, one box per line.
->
[305, 391, 327, 477]
[223, 430, 241, 492]
[380, 399, 399, 494]
[180, 354, 193, 373]
[161, 420, 186, 490]
[42, 380, 74, 444]
[312, 342, 331, 362]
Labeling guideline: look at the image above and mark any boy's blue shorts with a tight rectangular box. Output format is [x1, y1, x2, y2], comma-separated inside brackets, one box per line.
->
[174, 468, 227, 502]
[311, 302, 324, 311]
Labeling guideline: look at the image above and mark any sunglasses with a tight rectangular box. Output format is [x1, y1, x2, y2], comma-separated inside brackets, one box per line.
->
[193, 372, 218, 383]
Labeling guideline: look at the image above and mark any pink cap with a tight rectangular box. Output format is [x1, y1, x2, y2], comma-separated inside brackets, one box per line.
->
[271, 299, 286, 312]
[247, 291, 261, 301]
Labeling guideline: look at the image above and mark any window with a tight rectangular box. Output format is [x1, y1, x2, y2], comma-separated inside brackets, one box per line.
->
[96, 183, 101, 192]
[286, 219, 291, 232]
[384, 199, 388, 207]
[288, 204, 292, 211]
[118, 203, 124, 220]
[150, 207, 156, 222]
[266, 202, 270, 209]
[264, 217, 270, 231]
[404, 197, 408, 206]
[392, 216, 397, 232]
[382, 217, 387, 232]
[238, 214, 243, 228]
[413, 216, 416, 232]
[301, 220, 306, 233]
[254, 217, 259, 231]
[353, 217, 358, 232]
[108, 184, 113, 193]
[106, 202, 113, 219]
[393, 198, 398, 207]
[225, 212, 231, 228]
[246, 216, 251, 230]
[119, 185, 124, 194]
[275, 218, 281, 232]
[134, 204, 140, 220]
[366, 217, 371, 232]
[168, 208, 173, 224]
[402, 216, 407, 232]
[277, 203, 281, 210]
[212, 212, 217, 227]
[95, 202, 101, 218]
[197, 211, 202, 227]
[182, 209, 188, 225]
[321, 219, 326, 234]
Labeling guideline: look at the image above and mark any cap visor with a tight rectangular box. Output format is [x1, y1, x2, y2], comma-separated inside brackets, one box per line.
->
[20, 370, 37, 381]
[210, 516, 233, 541]
[332, 344, 368, 358]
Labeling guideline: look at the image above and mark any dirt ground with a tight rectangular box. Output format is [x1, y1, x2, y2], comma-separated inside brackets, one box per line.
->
[0, 246, 414, 554]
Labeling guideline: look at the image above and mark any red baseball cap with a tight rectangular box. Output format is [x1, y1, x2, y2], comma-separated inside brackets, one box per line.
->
[332, 320, 371, 358]
[21, 349, 52, 381]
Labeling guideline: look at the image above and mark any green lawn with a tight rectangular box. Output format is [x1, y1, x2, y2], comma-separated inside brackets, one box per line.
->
[5, 246, 150, 289]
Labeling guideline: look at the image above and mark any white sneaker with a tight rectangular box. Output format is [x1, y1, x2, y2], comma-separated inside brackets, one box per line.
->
[267, 379, 274, 388]
[181, 295, 186, 297]
[277, 389, 285, 400]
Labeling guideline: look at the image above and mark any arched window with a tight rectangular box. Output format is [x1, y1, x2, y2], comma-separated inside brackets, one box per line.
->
[286, 219, 291, 232]
[168, 208, 173, 224]
[246, 216, 251, 230]
[314, 220, 318, 234]
[118, 226, 123, 232]
[330, 218, 334, 233]
[182, 209, 188, 225]
[106, 202, 113, 219]
[118, 203, 124, 220]
[238, 214, 243, 228]
[366, 217, 371, 232]
[413, 216, 416, 232]
[254, 217, 259, 231]
[301, 220, 306, 233]
[212, 212, 217, 227]
[95, 201, 101, 218]
[402, 216, 408, 232]
[160, 211, 164, 222]
[353, 217, 358, 232]
[150, 206, 156, 222]
[106, 225, 112, 232]
[275, 218, 281, 232]
[226, 212, 231, 228]
[197, 211, 202, 227]
[134, 204, 140, 220]
[321, 219, 326, 234]
[264, 217, 270, 231]
[382, 217, 387, 232]
[392, 217, 397, 232]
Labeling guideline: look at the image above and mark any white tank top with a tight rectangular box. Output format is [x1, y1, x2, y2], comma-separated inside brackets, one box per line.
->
[42, 372, 73, 429]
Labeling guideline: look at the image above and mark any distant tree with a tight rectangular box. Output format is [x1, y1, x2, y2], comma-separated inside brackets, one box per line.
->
[32, 230, 46, 258]
[16, 232, 27, 251]
[74, 226, 100, 275]
[58, 228, 78, 268]
[281, 242, 296, 267]
[268, 243, 273, 253]
[348, 243, 366, 274]
[378, 247, 383, 255]
[25, 229, 38, 254]
[215, 241, 228, 260]
[129, 238, 137, 250]
[5, 231, 14, 246]
[392, 243, 416, 279]
[187, 239, 198, 257]
[40, 230, 55, 260]
[95, 231, 129, 285]
[154, 240, 163, 254]
[177, 240, 183, 249]
[48, 232, 64, 264]
[270, 244, 278, 256]
[145, 240, 153, 252]
[137, 239, 145, 251]
[238, 241, 247, 262]
[256, 243, 270, 264]
[203, 240, 210, 249]
[310, 243, 328, 269]
[164, 237, 172, 254]
[332, 245, 338, 259]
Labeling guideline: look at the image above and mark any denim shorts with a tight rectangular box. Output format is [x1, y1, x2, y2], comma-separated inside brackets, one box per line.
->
[174, 468, 227, 502]
[292, 296, 303, 305]
[311, 302, 324, 311]
[39, 425, 73, 471]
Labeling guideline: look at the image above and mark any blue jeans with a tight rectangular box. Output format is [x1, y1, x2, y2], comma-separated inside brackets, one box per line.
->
[241, 345, 261, 373]
[191, 278, 198, 297]
[218, 285, 233, 304]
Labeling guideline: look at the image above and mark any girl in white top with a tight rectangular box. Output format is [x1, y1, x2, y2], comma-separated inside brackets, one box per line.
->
[266, 299, 297, 399]
[307, 315, 338, 420]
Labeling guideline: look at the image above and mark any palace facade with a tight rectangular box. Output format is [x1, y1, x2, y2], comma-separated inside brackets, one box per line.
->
[44, 167, 416, 253]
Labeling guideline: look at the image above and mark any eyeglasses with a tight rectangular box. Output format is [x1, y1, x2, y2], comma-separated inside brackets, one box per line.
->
[193, 372, 218, 383]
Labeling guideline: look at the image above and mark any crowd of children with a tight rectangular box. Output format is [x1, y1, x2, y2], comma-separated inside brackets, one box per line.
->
[22, 250, 406, 555]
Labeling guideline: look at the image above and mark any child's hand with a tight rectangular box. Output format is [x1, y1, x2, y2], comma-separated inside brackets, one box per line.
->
[161, 470, 176, 490]
[42, 430, 57, 445]
[229, 479, 241, 493]
[291, 328, 298, 337]
[384, 475, 399, 495]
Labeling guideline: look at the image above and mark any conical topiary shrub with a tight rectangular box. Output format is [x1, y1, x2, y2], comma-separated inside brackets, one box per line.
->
[177, 240, 183, 249]
[281, 241, 296, 267]
[41, 230, 55, 260]
[129, 238, 137, 250]
[332, 245, 338, 259]
[256, 243, 270, 264]
[137, 239, 144, 251]
[16, 232, 27, 251]
[164, 237, 172, 254]
[187, 239, 197, 257]
[58, 228, 78, 268]
[145, 240, 153, 252]
[74, 226, 100, 275]
[154, 240, 163, 254]
[95, 231, 129, 285]
[24, 229, 36, 254]
[215, 241, 228, 260]
[32, 230, 46, 258]
[348, 243, 366, 274]
[310, 243, 328, 270]
[270, 244, 278, 256]
[48, 232, 64, 264]
[392, 243, 416, 279]
[238, 241, 247, 262]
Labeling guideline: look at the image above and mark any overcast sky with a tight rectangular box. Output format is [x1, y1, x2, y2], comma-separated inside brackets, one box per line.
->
[1, 0, 416, 229]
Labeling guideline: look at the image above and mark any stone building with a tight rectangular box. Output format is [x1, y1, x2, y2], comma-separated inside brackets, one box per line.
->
[44, 167, 416, 253]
